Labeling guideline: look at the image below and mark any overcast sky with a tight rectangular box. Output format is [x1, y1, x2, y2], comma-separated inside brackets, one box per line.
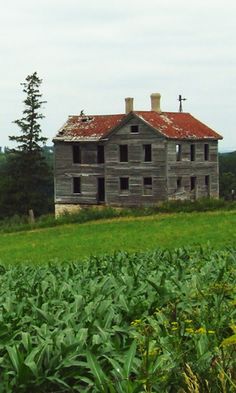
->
[1, 0, 235, 151]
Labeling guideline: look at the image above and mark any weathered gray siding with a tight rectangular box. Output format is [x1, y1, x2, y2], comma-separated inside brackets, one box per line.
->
[167, 140, 219, 200]
[54, 142, 105, 205]
[105, 118, 167, 206]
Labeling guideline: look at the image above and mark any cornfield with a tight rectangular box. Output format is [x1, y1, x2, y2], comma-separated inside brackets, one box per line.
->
[0, 247, 235, 392]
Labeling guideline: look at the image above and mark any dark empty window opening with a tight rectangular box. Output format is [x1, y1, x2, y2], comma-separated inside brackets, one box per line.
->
[130, 125, 139, 133]
[190, 176, 196, 191]
[143, 144, 152, 162]
[119, 145, 128, 162]
[190, 144, 196, 161]
[120, 177, 129, 193]
[177, 177, 182, 189]
[204, 144, 209, 161]
[205, 175, 210, 187]
[176, 144, 182, 161]
[73, 177, 81, 194]
[73, 145, 81, 164]
[97, 145, 105, 164]
[143, 177, 152, 195]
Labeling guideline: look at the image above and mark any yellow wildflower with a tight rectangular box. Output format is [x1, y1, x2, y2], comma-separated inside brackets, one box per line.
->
[195, 327, 206, 334]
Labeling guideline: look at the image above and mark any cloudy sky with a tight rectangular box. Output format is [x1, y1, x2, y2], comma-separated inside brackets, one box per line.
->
[1, 0, 235, 151]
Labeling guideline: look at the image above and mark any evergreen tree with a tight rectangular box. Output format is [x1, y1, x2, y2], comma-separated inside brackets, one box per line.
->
[0, 72, 53, 218]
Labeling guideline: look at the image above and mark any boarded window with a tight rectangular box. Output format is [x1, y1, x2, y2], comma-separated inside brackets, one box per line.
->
[190, 144, 196, 161]
[204, 144, 209, 161]
[190, 176, 196, 191]
[130, 125, 139, 133]
[120, 177, 129, 192]
[177, 177, 182, 189]
[73, 177, 81, 193]
[176, 144, 181, 161]
[119, 145, 128, 162]
[143, 177, 152, 195]
[97, 145, 105, 163]
[73, 145, 81, 164]
[143, 144, 152, 162]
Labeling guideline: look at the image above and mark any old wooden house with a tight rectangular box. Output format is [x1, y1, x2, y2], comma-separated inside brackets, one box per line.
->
[53, 93, 222, 216]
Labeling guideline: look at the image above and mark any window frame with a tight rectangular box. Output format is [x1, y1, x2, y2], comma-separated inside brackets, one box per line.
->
[73, 177, 81, 194]
[72, 144, 81, 164]
[120, 177, 129, 194]
[176, 144, 182, 161]
[143, 144, 152, 162]
[119, 144, 128, 162]
[143, 177, 153, 195]
[204, 144, 209, 161]
[97, 145, 105, 164]
[190, 144, 196, 161]
[177, 177, 182, 190]
[190, 176, 196, 191]
[130, 125, 139, 133]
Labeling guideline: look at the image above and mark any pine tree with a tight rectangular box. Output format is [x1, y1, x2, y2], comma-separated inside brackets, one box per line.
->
[9, 72, 47, 151]
[0, 72, 53, 218]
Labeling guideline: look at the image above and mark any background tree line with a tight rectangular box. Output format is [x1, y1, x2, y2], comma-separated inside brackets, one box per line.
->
[0, 72, 235, 220]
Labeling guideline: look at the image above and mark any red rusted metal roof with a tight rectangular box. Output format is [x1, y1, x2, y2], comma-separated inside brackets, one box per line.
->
[136, 111, 222, 140]
[54, 111, 222, 141]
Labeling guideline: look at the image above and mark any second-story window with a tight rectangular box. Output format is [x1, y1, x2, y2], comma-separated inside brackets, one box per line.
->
[204, 144, 209, 161]
[119, 145, 128, 162]
[97, 145, 105, 163]
[73, 145, 81, 164]
[190, 144, 196, 161]
[176, 144, 182, 161]
[143, 144, 152, 162]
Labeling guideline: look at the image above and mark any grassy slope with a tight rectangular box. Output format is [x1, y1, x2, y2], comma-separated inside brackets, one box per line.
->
[0, 210, 235, 264]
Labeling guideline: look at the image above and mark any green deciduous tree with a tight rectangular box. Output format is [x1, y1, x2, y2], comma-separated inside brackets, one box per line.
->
[0, 72, 53, 218]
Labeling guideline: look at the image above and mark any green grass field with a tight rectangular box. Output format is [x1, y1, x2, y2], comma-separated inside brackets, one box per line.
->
[0, 210, 235, 264]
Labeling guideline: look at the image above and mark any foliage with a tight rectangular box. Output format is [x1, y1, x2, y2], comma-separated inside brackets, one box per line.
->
[219, 151, 236, 199]
[0, 73, 53, 218]
[0, 199, 236, 234]
[0, 247, 235, 392]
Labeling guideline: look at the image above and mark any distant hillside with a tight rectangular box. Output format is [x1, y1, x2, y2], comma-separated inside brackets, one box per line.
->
[219, 151, 236, 199]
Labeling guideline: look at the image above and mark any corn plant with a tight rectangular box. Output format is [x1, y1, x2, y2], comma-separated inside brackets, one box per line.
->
[0, 247, 235, 392]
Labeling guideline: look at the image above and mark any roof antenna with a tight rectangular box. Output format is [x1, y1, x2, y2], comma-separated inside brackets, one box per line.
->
[178, 95, 187, 112]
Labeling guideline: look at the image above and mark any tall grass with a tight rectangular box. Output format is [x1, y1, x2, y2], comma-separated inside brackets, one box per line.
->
[0, 247, 235, 392]
[0, 198, 236, 234]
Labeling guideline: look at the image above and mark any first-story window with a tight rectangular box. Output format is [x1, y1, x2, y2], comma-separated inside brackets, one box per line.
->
[205, 175, 210, 192]
[177, 177, 182, 190]
[190, 176, 196, 191]
[73, 177, 81, 193]
[143, 177, 152, 195]
[120, 177, 129, 193]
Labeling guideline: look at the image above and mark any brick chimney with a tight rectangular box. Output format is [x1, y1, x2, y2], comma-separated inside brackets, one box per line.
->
[125, 97, 134, 114]
[150, 93, 161, 112]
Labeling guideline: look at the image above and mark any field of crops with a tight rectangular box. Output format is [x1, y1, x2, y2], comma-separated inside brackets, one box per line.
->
[0, 247, 235, 392]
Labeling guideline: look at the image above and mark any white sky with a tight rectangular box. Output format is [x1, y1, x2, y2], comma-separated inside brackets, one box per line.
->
[0, 0, 235, 151]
